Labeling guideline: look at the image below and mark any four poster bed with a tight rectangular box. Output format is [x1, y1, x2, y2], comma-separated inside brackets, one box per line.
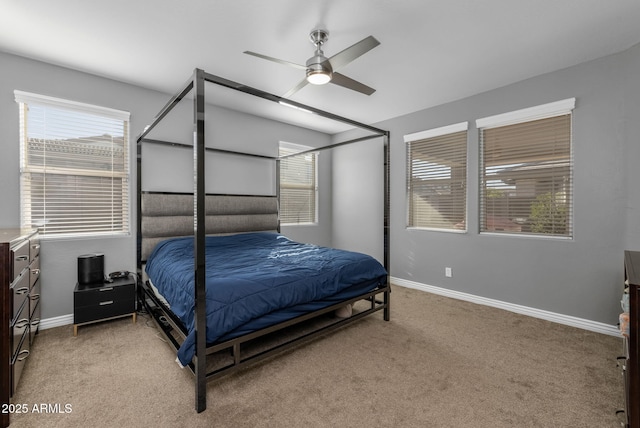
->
[136, 69, 391, 412]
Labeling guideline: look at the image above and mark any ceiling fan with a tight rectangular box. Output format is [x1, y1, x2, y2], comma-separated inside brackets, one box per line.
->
[244, 29, 380, 98]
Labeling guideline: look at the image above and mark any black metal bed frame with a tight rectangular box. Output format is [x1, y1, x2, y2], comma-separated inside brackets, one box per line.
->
[136, 68, 390, 412]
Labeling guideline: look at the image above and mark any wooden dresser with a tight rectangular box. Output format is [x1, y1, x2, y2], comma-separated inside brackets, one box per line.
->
[1, 229, 40, 428]
[623, 251, 640, 428]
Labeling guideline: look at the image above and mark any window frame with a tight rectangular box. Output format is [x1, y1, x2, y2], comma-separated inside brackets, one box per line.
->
[476, 98, 575, 239]
[15, 90, 131, 239]
[278, 141, 319, 226]
[404, 122, 469, 232]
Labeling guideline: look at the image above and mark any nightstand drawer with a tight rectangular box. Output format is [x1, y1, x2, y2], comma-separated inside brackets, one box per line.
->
[74, 299, 135, 324]
[74, 283, 135, 307]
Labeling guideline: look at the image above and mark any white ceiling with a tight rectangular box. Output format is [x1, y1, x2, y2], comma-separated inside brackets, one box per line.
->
[2, 0, 640, 134]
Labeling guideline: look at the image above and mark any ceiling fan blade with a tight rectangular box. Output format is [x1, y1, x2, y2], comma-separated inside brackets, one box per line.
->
[327, 35, 380, 71]
[330, 72, 376, 96]
[283, 77, 310, 98]
[243, 51, 307, 70]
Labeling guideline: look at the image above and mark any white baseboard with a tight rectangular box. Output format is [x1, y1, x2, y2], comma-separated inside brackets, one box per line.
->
[38, 280, 621, 337]
[39, 314, 73, 330]
[391, 277, 620, 337]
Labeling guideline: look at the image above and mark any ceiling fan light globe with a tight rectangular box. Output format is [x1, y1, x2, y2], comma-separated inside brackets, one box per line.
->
[307, 70, 332, 85]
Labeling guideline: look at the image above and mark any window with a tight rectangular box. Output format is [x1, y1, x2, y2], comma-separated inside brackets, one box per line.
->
[405, 122, 468, 230]
[477, 98, 574, 237]
[278, 142, 317, 225]
[15, 91, 130, 238]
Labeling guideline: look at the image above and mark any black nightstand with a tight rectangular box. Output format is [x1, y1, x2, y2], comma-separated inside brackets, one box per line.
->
[73, 274, 136, 336]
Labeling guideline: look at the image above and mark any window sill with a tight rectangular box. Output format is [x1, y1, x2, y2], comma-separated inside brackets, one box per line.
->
[479, 231, 573, 241]
[406, 227, 467, 234]
[38, 232, 131, 242]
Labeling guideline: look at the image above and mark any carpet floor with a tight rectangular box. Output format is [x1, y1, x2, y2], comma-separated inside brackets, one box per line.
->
[8, 285, 624, 427]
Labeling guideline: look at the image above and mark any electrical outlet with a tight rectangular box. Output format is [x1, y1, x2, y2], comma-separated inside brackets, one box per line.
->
[445, 267, 452, 277]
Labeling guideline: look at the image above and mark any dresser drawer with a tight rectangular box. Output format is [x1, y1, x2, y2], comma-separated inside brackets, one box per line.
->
[29, 237, 40, 261]
[11, 329, 30, 397]
[11, 303, 29, 357]
[12, 239, 30, 281]
[11, 271, 30, 323]
[30, 279, 41, 318]
[29, 256, 40, 288]
[30, 298, 41, 345]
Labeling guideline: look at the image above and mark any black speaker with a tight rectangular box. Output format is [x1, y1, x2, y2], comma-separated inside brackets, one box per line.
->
[77, 253, 104, 285]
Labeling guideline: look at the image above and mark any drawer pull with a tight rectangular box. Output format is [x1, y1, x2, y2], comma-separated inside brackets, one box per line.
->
[99, 287, 114, 292]
[31, 319, 40, 327]
[31, 244, 40, 250]
[31, 268, 40, 275]
[15, 318, 30, 328]
[17, 350, 30, 362]
[99, 300, 114, 306]
[15, 255, 28, 262]
[30, 293, 40, 301]
[15, 287, 29, 295]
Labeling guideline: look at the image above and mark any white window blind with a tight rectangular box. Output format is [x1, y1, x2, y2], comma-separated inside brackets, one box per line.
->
[279, 142, 317, 224]
[477, 99, 574, 237]
[405, 122, 468, 230]
[15, 91, 130, 237]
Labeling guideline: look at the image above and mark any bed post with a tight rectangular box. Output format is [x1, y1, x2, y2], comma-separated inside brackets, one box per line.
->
[275, 157, 281, 233]
[383, 131, 391, 322]
[193, 68, 207, 412]
[136, 126, 142, 275]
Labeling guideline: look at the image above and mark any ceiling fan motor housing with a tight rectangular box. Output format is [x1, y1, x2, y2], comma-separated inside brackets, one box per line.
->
[306, 55, 332, 84]
[306, 29, 332, 84]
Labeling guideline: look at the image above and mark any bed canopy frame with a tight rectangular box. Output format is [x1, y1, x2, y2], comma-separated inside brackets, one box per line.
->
[136, 68, 390, 412]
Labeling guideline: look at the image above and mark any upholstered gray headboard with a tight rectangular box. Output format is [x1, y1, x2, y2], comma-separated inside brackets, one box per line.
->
[140, 193, 279, 262]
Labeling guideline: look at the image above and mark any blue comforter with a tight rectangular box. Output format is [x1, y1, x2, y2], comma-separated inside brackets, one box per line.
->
[145, 232, 387, 365]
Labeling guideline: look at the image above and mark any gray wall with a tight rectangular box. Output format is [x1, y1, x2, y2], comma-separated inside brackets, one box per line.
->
[362, 42, 640, 326]
[331, 137, 385, 264]
[0, 52, 332, 320]
[622, 44, 640, 251]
